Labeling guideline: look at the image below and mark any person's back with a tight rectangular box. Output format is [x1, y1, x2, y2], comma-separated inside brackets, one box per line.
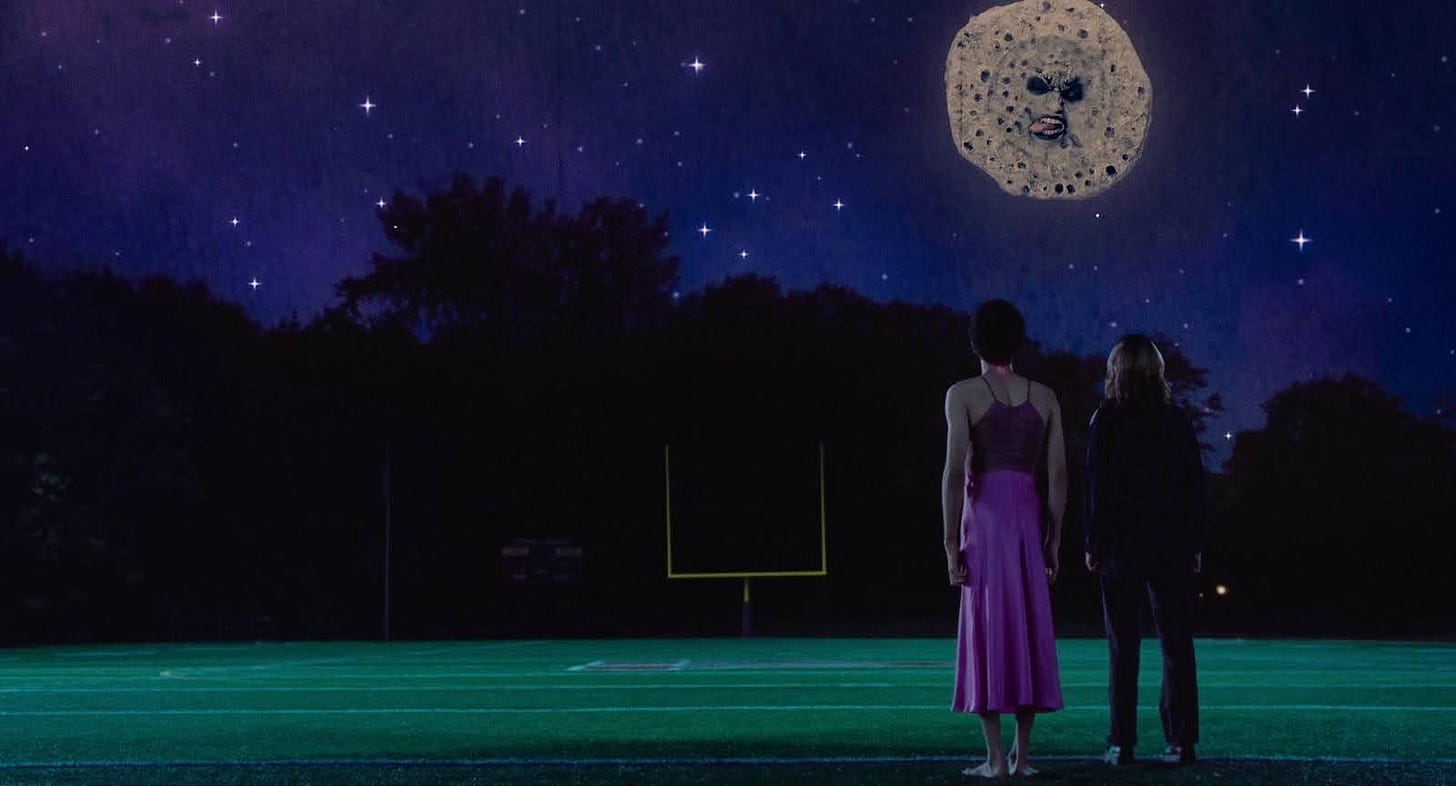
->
[1084, 334, 1204, 768]
[970, 376, 1044, 476]
[1085, 400, 1205, 575]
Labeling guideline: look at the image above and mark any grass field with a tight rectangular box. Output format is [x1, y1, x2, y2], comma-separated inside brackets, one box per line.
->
[0, 638, 1452, 785]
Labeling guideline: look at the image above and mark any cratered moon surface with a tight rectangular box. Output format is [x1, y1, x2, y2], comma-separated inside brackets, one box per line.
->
[946, 0, 1152, 199]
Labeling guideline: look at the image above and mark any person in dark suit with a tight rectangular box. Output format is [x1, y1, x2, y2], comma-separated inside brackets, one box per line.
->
[1084, 333, 1206, 767]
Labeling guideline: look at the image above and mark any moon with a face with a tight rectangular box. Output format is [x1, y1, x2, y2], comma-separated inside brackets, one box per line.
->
[946, 0, 1152, 199]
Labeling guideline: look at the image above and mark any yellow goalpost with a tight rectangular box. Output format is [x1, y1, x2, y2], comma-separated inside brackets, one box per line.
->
[663, 442, 828, 635]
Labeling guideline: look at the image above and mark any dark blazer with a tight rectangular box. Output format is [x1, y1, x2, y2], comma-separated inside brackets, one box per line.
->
[1084, 401, 1207, 577]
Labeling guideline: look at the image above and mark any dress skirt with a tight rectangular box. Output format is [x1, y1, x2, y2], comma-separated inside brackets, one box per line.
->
[952, 470, 1064, 714]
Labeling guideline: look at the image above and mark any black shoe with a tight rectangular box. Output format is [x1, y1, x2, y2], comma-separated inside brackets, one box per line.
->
[1103, 745, 1134, 765]
[1159, 744, 1196, 765]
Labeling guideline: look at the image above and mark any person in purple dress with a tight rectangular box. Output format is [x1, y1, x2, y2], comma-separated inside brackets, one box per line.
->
[942, 299, 1067, 778]
[1085, 334, 1205, 767]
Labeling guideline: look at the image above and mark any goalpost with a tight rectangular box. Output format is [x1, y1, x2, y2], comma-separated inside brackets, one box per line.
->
[663, 441, 828, 636]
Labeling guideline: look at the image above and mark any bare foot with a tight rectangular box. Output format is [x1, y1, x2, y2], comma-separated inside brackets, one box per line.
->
[962, 761, 1008, 778]
[1006, 747, 1037, 777]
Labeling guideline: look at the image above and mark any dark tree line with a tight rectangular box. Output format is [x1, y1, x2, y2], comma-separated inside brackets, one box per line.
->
[0, 175, 1450, 642]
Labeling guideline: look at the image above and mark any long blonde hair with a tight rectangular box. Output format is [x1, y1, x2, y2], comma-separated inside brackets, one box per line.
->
[1104, 334, 1171, 405]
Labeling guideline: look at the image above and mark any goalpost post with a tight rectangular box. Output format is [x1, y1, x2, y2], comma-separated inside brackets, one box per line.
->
[664, 441, 828, 636]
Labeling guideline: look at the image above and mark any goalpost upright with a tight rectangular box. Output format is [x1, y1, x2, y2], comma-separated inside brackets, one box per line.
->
[663, 441, 828, 636]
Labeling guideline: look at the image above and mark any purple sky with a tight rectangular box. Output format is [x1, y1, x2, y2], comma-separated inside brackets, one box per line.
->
[2, 0, 1453, 453]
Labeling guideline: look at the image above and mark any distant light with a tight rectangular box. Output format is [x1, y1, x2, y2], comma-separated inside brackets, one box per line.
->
[688, 57, 705, 74]
[359, 96, 376, 115]
[1291, 230, 1311, 251]
[1215, 584, 1228, 596]
[209, 10, 223, 25]
[1291, 104, 1304, 117]
[1224, 431, 1233, 441]
[1301, 84, 1315, 98]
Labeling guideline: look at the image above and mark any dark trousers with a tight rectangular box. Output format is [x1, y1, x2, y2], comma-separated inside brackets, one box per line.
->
[1100, 568, 1199, 750]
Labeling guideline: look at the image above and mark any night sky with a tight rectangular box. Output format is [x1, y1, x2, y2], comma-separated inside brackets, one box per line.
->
[3, 0, 1453, 448]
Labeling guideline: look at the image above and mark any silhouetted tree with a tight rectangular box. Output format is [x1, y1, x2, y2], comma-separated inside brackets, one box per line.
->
[337, 175, 680, 349]
[1214, 375, 1456, 632]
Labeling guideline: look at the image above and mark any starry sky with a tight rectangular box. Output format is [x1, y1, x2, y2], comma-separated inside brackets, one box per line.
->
[2, 0, 1453, 448]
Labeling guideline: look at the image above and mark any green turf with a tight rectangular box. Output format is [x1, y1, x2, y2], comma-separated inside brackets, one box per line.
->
[0, 638, 1452, 785]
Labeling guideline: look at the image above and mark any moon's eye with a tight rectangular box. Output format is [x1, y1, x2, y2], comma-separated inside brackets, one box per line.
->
[1027, 76, 1051, 95]
[1060, 78, 1084, 102]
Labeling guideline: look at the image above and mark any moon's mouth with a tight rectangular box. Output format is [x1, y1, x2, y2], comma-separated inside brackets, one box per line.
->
[1029, 114, 1067, 140]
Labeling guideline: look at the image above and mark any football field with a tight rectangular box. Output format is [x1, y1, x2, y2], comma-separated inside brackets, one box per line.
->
[0, 638, 1452, 784]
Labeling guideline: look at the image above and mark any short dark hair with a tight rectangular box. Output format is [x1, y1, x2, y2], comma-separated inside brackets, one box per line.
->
[970, 299, 1026, 365]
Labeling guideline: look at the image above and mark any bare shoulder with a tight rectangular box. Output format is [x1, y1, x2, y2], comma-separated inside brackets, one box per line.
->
[1027, 379, 1061, 406]
[1027, 379, 1061, 422]
[947, 376, 984, 398]
[946, 377, 989, 420]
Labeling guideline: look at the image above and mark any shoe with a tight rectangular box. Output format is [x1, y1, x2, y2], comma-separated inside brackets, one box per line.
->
[1103, 745, 1134, 765]
[1159, 744, 1196, 765]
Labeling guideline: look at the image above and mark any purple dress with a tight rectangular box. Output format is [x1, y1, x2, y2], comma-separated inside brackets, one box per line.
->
[952, 377, 1063, 714]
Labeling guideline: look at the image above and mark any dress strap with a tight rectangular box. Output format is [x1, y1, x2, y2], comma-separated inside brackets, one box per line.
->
[980, 375, 1000, 404]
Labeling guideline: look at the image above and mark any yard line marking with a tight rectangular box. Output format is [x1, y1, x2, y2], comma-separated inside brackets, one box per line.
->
[53, 650, 158, 658]
[2, 703, 1453, 717]
[0, 754, 1454, 769]
[180, 640, 548, 675]
[566, 660, 604, 672]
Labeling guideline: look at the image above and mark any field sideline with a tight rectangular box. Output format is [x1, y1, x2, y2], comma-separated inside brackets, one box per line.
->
[0, 638, 1452, 784]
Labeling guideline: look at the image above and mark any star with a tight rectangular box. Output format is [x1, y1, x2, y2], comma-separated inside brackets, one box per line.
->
[1296, 277, 1306, 286]
[747, 189, 761, 202]
[1224, 431, 1233, 441]
[1301, 83, 1315, 98]
[193, 57, 202, 67]
[688, 57, 705, 74]
[229, 217, 240, 227]
[739, 250, 749, 259]
[1291, 104, 1304, 117]
[1291, 230, 1311, 250]
[697, 223, 712, 237]
[248, 277, 260, 290]
[515, 136, 527, 147]
[833, 199, 845, 211]
[376, 198, 387, 209]
[359, 96, 376, 115]
[209, 10, 223, 25]
[797, 151, 807, 160]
